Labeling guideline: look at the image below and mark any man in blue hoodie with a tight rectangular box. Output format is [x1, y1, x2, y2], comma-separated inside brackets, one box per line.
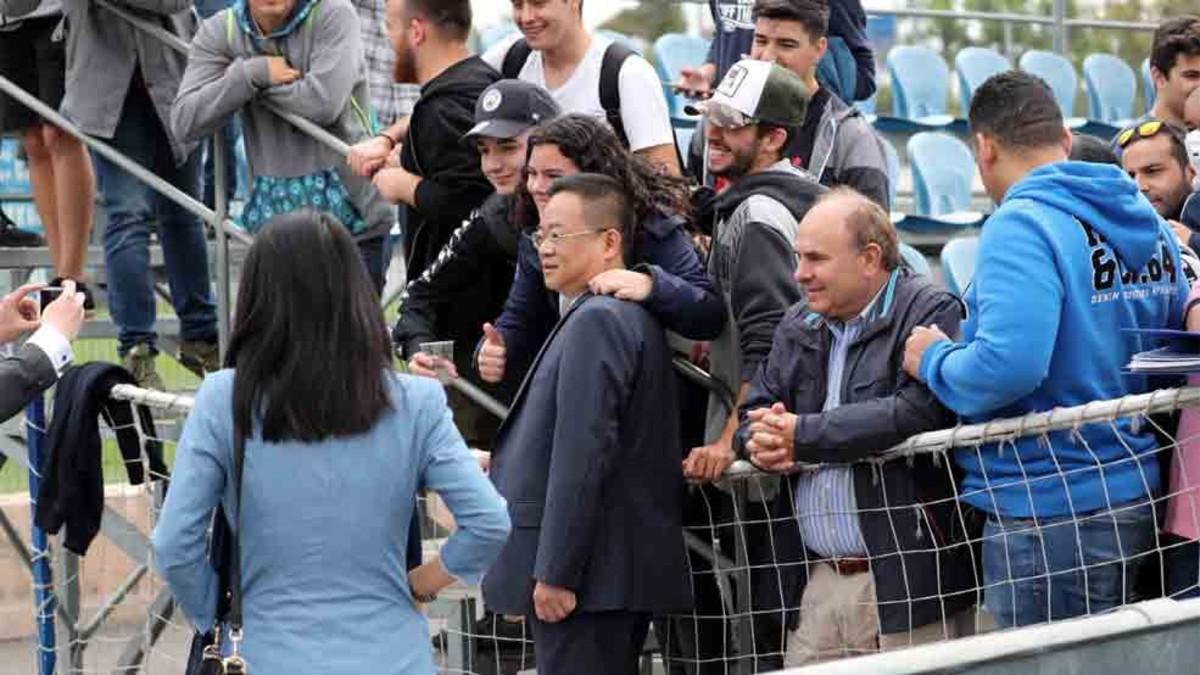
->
[903, 71, 1191, 629]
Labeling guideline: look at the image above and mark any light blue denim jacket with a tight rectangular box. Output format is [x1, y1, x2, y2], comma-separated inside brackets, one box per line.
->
[152, 370, 510, 673]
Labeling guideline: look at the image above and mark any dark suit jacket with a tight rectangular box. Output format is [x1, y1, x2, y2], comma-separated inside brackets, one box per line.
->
[0, 344, 56, 423]
[482, 294, 692, 616]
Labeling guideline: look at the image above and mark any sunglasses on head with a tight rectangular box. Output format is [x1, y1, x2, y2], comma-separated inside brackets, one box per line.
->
[1116, 120, 1179, 148]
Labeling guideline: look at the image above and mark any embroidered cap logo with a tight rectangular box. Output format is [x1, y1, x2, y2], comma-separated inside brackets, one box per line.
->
[482, 90, 503, 113]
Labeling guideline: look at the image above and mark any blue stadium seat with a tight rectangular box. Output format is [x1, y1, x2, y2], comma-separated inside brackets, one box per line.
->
[1019, 50, 1079, 119]
[0, 138, 41, 233]
[817, 37, 858, 103]
[478, 23, 519, 53]
[856, 91, 877, 124]
[597, 30, 644, 56]
[900, 242, 932, 276]
[940, 236, 981, 297]
[1142, 57, 1156, 114]
[955, 47, 1011, 111]
[904, 132, 985, 231]
[0, 138, 30, 195]
[879, 45, 955, 131]
[652, 33, 710, 118]
[1083, 54, 1137, 127]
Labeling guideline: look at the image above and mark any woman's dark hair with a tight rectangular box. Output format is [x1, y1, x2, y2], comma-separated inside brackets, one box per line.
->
[226, 210, 393, 443]
[514, 114, 692, 234]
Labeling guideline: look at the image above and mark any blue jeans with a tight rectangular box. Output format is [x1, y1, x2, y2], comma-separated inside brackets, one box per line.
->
[94, 79, 217, 355]
[982, 502, 1155, 628]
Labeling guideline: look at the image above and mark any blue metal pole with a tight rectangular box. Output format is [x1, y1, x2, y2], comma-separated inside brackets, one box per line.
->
[26, 396, 56, 675]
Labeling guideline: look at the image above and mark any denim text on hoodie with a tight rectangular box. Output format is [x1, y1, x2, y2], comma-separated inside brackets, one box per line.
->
[919, 161, 1190, 519]
[172, 0, 393, 239]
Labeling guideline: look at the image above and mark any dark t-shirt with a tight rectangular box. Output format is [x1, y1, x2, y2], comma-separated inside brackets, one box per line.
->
[788, 87, 832, 171]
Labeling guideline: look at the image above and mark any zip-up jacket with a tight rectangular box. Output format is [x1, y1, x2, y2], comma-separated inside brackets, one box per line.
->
[704, 162, 825, 443]
[792, 90, 890, 210]
[394, 193, 518, 376]
[400, 56, 499, 279]
[733, 269, 977, 635]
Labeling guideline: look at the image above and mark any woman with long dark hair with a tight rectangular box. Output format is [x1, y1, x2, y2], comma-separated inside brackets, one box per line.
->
[152, 210, 510, 673]
[476, 113, 725, 384]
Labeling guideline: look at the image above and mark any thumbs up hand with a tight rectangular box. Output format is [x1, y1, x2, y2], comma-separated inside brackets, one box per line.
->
[477, 323, 506, 383]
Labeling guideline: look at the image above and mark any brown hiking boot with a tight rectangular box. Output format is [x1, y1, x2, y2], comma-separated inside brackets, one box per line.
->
[122, 344, 164, 391]
[179, 340, 220, 378]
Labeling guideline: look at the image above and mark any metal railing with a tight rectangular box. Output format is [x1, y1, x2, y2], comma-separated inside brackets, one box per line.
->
[7, 380, 1197, 673]
[866, 4, 1158, 55]
[672, 0, 1160, 57]
[0, 4, 1183, 673]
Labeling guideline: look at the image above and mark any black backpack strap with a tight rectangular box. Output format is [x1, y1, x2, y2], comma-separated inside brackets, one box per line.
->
[501, 38, 533, 79]
[599, 41, 635, 147]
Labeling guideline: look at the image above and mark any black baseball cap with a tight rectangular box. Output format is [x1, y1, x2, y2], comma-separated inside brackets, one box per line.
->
[464, 79, 561, 140]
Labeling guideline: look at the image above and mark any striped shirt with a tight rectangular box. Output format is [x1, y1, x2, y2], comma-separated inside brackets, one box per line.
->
[793, 278, 893, 559]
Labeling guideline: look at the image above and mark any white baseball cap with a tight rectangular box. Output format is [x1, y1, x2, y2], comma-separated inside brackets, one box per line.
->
[685, 59, 810, 129]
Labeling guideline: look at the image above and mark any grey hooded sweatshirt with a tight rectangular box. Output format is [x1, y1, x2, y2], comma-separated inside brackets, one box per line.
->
[172, 0, 391, 239]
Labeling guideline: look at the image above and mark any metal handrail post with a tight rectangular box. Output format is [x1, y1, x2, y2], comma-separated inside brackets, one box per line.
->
[25, 397, 56, 675]
[1053, 0, 1069, 55]
[213, 131, 232, 358]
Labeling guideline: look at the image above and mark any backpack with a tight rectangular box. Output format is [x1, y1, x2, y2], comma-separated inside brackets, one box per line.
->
[500, 38, 635, 148]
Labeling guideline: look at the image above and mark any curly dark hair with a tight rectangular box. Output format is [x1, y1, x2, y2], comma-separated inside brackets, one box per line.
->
[514, 114, 692, 236]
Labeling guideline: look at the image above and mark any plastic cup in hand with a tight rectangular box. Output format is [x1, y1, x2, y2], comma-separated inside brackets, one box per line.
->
[420, 341, 455, 383]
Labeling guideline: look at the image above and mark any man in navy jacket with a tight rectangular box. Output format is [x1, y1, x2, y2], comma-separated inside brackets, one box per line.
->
[742, 189, 976, 665]
[482, 174, 691, 674]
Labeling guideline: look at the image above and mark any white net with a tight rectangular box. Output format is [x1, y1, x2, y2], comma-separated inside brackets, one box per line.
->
[0, 389, 194, 675]
[3, 385, 1200, 674]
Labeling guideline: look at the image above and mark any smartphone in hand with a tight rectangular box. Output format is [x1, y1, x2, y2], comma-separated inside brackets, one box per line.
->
[39, 287, 63, 314]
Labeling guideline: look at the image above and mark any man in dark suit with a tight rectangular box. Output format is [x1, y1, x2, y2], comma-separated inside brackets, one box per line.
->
[1, 280, 86, 421]
[482, 173, 692, 675]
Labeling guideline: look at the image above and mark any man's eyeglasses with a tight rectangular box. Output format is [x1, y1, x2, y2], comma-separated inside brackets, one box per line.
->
[1116, 120, 1183, 148]
[529, 229, 612, 248]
